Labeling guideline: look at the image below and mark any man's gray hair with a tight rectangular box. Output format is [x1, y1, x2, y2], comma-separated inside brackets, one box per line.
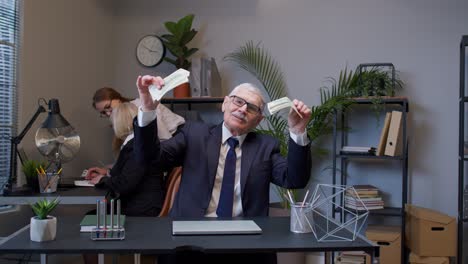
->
[229, 83, 266, 109]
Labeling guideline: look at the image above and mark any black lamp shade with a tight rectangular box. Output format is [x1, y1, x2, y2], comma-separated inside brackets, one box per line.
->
[41, 99, 71, 128]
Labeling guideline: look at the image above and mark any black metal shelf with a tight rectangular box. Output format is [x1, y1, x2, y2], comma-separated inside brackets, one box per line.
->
[336, 206, 403, 217]
[338, 154, 405, 160]
[349, 97, 409, 112]
[331, 63, 408, 264]
[160, 97, 224, 104]
[458, 35, 468, 264]
[160, 97, 224, 110]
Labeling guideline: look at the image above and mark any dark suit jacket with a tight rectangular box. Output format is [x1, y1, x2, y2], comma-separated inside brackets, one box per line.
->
[95, 138, 164, 217]
[134, 119, 311, 218]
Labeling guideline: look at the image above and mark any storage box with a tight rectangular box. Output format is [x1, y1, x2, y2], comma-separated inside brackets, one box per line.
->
[409, 252, 449, 264]
[405, 204, 456, 257]
[365, 225, 401, 264]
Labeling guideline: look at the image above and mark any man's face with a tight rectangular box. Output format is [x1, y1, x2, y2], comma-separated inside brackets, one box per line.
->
[222, 89, 264, 136]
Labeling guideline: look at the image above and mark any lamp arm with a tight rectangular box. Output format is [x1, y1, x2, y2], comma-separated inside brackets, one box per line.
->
[13, 105, 46, 144]
[4, 104, 46, 195]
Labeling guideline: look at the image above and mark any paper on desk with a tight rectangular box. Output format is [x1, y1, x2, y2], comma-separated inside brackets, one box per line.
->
[149, 69, 190, 101]
[267, 97, 303, 118]
[74, 180, 95, 187]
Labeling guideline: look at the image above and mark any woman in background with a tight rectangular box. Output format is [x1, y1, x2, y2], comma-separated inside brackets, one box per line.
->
[87, 87, 184, 176]
[87, 102, 163, 216]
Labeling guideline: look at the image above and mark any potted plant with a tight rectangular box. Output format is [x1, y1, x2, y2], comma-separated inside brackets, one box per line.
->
[30, 197, 60, 242]
[160, 14, 199, 97]
[21, 159, 45, 193]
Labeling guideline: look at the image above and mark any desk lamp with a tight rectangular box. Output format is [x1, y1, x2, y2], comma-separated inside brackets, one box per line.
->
[4, 98, 80, 195]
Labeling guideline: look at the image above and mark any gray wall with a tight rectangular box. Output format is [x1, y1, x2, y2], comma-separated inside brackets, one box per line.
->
[19, 0, 116, 185]
[18, 0, 468, 216]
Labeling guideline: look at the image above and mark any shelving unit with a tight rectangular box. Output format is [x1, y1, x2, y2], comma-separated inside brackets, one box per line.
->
[457, 35, 468, 264]
[161, 97, 224, 110]
[331, 97, 409, 264]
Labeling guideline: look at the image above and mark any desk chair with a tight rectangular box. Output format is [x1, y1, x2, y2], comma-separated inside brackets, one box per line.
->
[159, 167, 182, 217]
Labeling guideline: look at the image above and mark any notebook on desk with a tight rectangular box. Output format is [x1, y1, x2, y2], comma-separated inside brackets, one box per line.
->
[172, 220, 262, 235]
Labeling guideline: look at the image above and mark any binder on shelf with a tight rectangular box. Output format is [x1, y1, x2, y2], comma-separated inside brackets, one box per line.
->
[384, 111, 403, 157]
[376, 112, 392, 156]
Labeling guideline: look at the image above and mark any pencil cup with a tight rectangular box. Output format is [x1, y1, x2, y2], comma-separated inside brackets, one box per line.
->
[38, 172, 60, 193]
[290, 202, 313, 233]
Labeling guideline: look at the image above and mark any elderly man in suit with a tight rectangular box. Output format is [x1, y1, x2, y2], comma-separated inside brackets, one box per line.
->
[134, 75, 312, 263]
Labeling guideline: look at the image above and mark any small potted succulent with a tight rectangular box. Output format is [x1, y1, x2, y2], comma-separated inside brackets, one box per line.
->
[30, 197, 60, 242]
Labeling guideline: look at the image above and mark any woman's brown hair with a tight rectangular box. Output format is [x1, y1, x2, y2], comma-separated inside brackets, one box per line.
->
[92, 87, 132, 109]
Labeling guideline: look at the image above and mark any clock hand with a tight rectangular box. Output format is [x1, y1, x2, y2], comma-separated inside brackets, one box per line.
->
[142, 44, 157, 52]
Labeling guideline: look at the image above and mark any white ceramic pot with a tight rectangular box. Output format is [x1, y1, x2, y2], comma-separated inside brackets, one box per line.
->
[30, 216, 56, 242]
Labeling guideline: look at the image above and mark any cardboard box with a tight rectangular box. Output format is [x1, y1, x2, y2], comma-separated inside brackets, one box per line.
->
[405, 204, 456, 257]
[366, 225, 401, 264]
[409, 252, 449, 264]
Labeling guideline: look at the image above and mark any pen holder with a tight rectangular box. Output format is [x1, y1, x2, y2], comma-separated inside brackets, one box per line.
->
[38, 173, 60, 193]
[290, 202, 314, 233]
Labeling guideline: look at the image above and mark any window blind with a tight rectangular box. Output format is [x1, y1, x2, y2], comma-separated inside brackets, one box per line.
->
[0, 0, 20, 191]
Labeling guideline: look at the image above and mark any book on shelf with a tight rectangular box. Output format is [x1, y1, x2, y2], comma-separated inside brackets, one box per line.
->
[341, 146, 376, 154]
[345, 201, 384, 207]
[376, 112, 392, 156]
[335, 251, 368, 264]
[345, 203, 384, 211]
[345, 196, 382, 202]
[384, 110, 403, 156]
[348, 192, 379, 198]
[342, 146, 376, 152]
[80, 215, 126, 232]
[351, 184, 379, 191]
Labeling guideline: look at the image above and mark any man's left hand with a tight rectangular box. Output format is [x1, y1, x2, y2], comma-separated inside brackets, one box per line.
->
[288, 99, 311, 134]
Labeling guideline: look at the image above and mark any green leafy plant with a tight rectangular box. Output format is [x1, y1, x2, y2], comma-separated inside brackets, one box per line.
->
[160, 14, 199, 70]
[21, 159, 46, 190]
[339, 65, 404, 118]
[31, 197, 60, 220]
[225, 43, 405, 208]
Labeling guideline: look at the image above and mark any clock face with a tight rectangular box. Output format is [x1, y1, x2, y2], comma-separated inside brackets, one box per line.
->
[136, 35, 165, 67]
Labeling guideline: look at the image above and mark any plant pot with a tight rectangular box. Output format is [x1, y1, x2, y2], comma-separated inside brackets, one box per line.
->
[30, 216, 56, 242]
[173, 82, 191, 98]
[26, 176, 40, 193]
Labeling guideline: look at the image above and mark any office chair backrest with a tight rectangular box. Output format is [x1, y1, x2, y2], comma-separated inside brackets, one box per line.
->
[158, 167, 182, 217]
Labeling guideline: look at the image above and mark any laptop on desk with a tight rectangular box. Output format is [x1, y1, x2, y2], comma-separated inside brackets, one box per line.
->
[172, 220, 262, 235]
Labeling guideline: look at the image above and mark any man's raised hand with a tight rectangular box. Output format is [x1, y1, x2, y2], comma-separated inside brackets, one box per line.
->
[136, 75, 164, 111]
[288, 99, 312, 134]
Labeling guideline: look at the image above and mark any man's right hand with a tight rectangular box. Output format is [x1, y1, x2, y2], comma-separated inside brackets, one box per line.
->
[136, 75, 164, 112]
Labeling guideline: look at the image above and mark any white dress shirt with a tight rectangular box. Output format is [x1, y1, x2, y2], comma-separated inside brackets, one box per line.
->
[138, 108, 309, 217]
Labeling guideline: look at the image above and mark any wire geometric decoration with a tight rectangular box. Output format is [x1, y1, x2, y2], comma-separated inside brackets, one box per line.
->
[308, 184, 369, 242]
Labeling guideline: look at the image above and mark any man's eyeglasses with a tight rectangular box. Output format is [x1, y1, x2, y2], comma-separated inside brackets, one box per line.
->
[99, 100, 114, 118]
[229, 95, 262, 115]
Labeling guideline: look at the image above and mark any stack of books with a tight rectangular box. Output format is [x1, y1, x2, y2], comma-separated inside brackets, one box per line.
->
[345, 185, 384, 211]
[335, 251, 369, 264]
[340, 146, 376, 155]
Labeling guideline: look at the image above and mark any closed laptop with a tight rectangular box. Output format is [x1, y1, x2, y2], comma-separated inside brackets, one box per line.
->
[172, 220, 262, 235]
